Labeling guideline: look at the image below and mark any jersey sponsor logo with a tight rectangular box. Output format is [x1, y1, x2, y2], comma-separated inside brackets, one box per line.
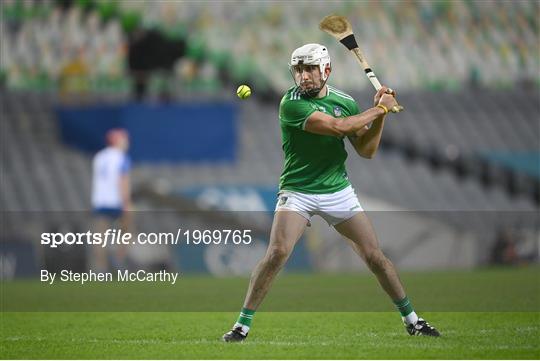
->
[333, 106, 342, 117]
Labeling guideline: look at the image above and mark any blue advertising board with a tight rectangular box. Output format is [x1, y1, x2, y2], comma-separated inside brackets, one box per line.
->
[56, 102, 237, 163]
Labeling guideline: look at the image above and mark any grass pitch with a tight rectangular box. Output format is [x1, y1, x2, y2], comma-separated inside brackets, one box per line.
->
[1, 267, 539, 359]
[2, 312, 539, 359]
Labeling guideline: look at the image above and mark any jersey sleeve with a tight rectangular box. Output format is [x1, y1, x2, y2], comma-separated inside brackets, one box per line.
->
[279, 96, 317, 130]
[350, 99, 360, 116]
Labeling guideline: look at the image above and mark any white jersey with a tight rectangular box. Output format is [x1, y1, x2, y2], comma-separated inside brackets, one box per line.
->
[91, 147, 131, 209]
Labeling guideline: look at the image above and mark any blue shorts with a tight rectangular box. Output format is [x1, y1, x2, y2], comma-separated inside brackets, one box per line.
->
[93, 207, 123, 221]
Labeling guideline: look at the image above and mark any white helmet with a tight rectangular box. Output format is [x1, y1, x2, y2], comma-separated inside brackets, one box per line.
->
[289, 43, 331, 96]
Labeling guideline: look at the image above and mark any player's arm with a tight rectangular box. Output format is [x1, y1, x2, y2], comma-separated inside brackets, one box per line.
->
[304, 107, 384, 137]
[304, 88, 397, 138]
[349, 87, 393, 158]
[119, 172, 133, 234]
[119, 157, 132, 211]
[348, 117, 385, 159]
[120, 174, 131, 210]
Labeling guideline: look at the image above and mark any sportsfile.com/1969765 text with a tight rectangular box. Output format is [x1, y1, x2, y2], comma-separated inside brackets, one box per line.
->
[40, 228, 253, 248]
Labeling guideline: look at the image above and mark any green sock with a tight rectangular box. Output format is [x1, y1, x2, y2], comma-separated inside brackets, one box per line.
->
[393, 296, 414, 317]
[235, 307, 255, 328]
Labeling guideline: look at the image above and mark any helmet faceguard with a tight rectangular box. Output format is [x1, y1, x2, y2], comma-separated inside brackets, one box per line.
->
[289, 43, 331, 97]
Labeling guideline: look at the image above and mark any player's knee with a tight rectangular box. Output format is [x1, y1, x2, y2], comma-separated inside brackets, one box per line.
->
[265, 246, 290, 267]
[365, 250, 389, 273]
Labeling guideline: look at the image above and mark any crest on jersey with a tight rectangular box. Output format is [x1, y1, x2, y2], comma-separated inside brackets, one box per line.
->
[333, 106, 342, 117]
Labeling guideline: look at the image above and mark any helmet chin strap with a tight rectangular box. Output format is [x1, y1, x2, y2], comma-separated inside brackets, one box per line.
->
[302, 77, 328, 98]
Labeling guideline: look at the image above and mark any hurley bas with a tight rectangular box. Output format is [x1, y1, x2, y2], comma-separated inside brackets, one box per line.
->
[41, 269, 179, 285]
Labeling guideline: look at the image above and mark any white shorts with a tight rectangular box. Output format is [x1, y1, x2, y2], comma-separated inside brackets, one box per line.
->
[275, 185, 364, 226]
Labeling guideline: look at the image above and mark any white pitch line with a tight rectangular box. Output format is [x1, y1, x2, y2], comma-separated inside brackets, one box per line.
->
[3, 336, 538, 350]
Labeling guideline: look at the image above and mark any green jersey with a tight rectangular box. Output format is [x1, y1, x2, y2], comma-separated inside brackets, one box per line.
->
[278, 85, 361, 194]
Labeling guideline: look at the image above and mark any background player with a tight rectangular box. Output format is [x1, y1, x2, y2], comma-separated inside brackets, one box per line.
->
[223, 43, 440, 342]
[90, 128, 132, 271]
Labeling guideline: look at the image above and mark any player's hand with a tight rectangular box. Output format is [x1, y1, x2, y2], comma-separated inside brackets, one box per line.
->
[378, 92, 399, 113]
[373, 86, 396, 106]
